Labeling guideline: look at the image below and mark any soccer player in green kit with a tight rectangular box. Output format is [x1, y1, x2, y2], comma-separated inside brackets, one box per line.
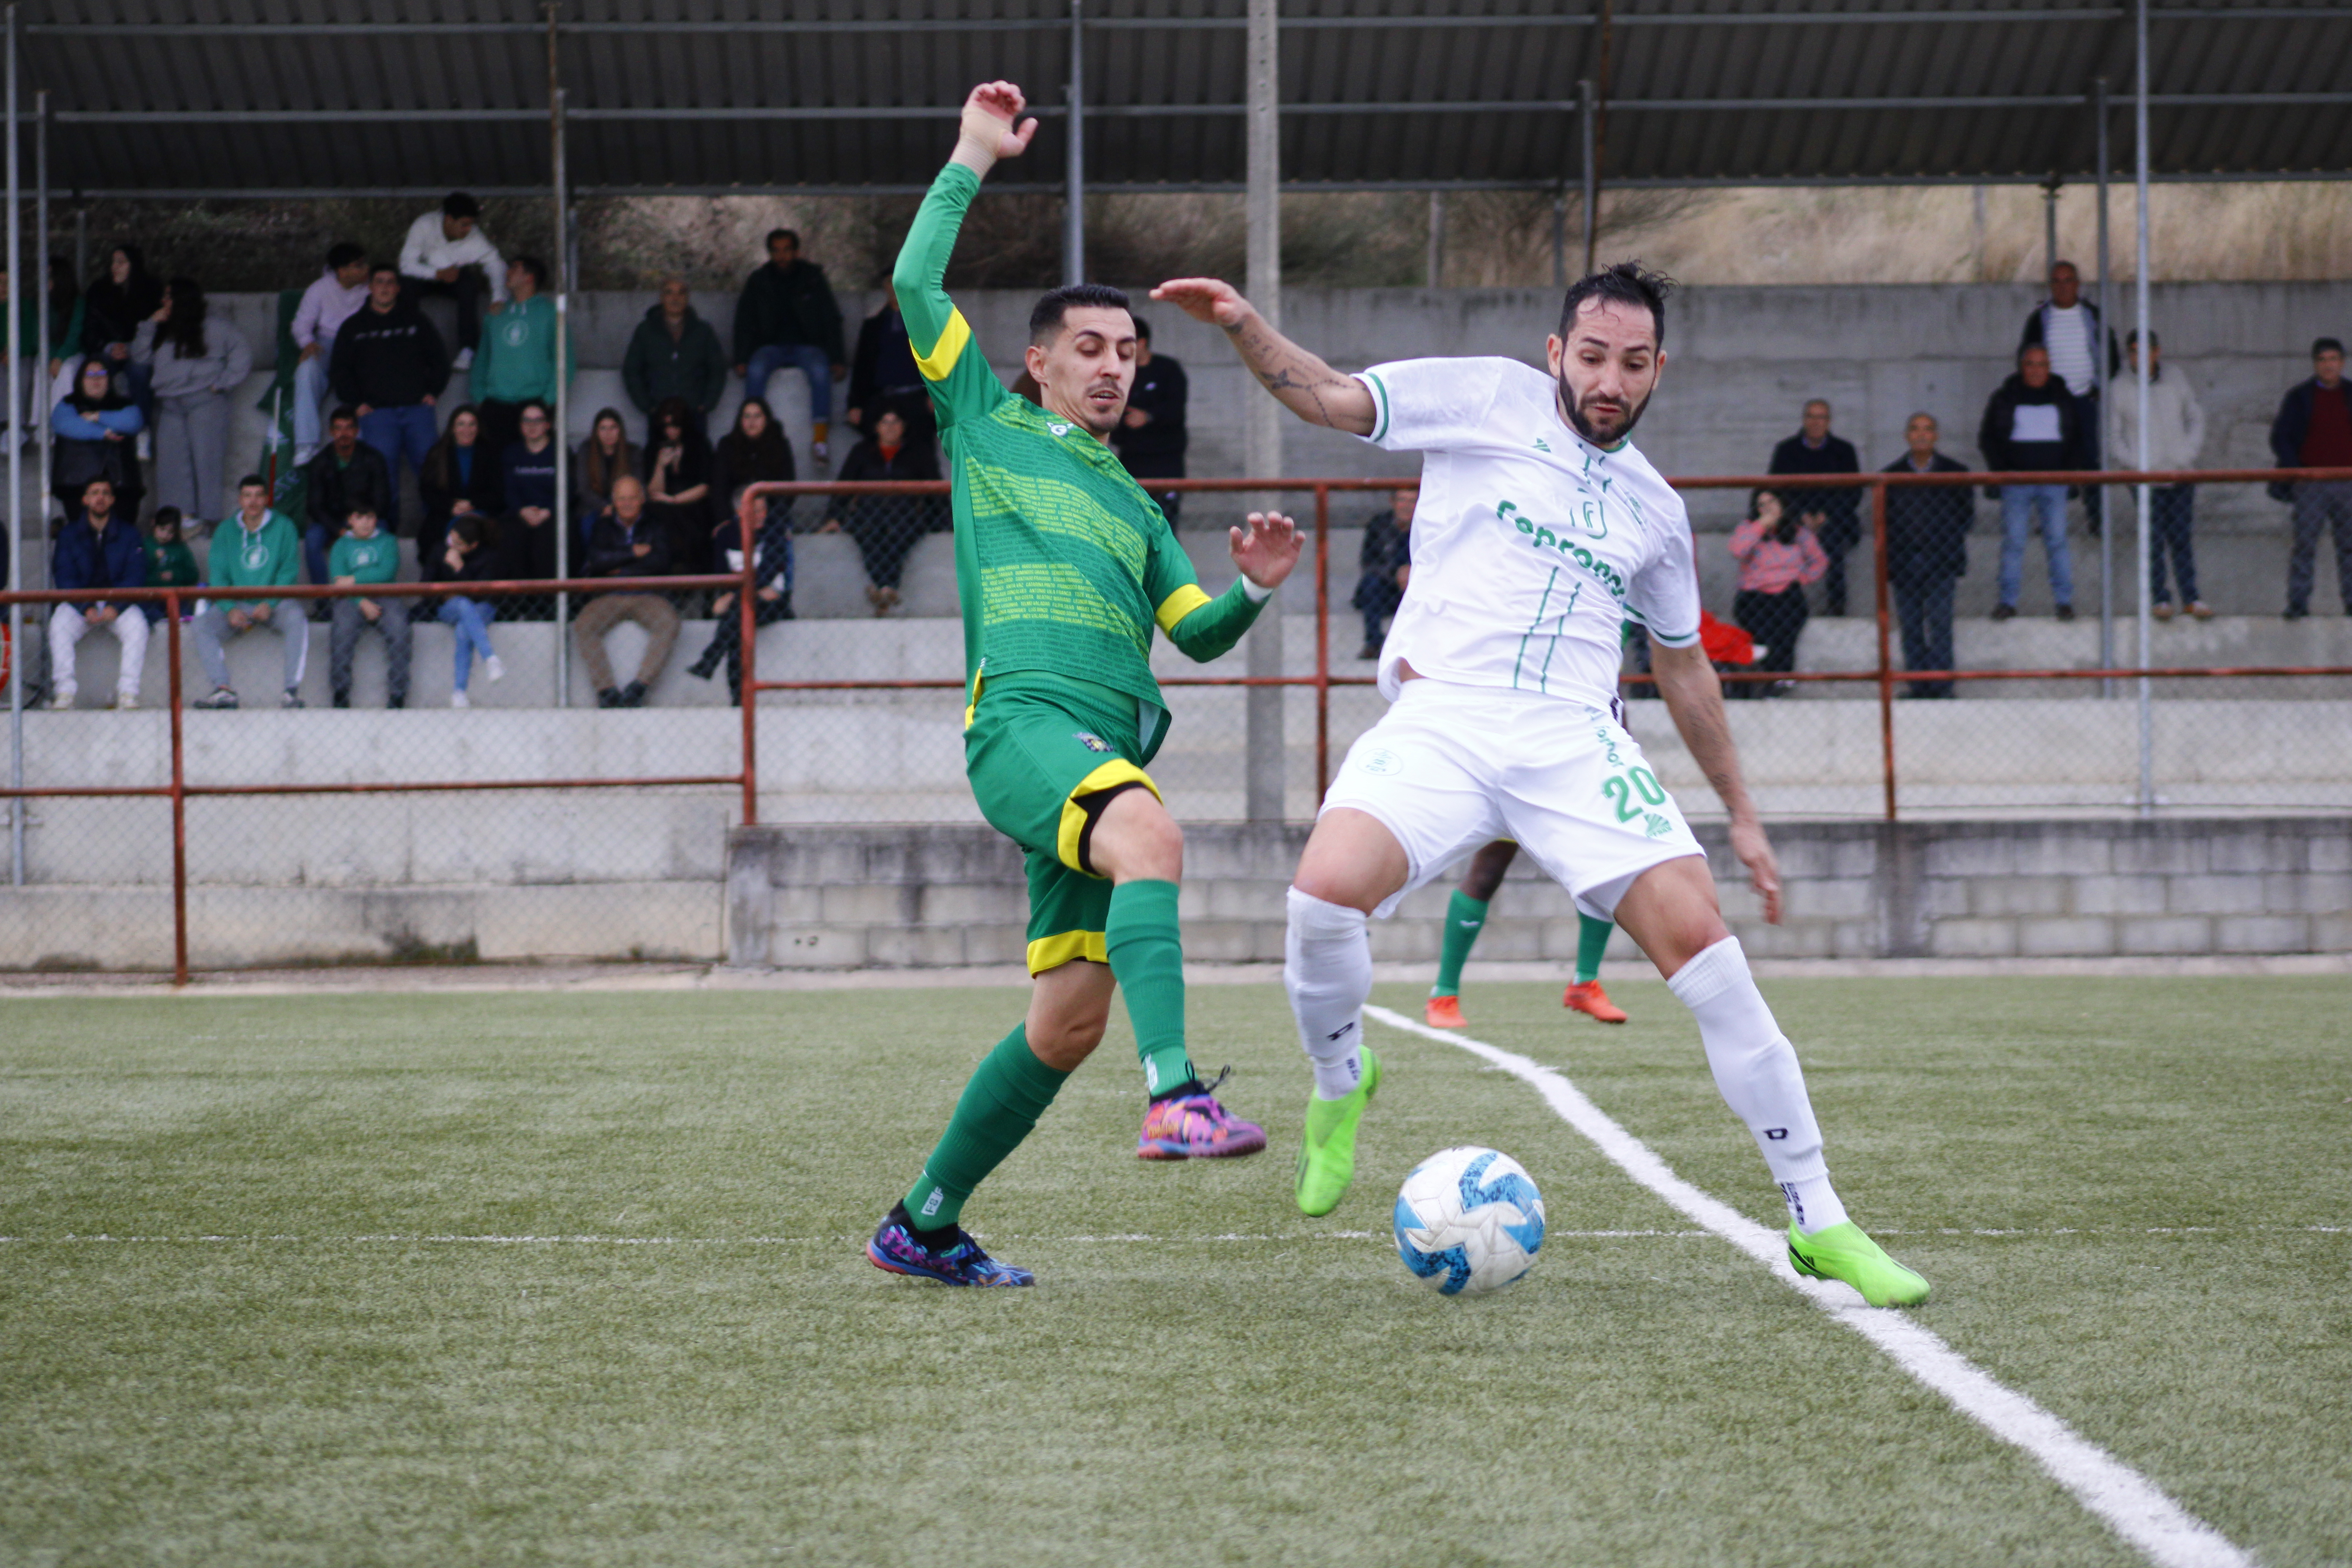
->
[866, 81, 1303, 1287]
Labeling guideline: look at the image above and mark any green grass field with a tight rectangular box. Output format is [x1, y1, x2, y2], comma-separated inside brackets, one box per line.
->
[3, 977, 2348, 1567]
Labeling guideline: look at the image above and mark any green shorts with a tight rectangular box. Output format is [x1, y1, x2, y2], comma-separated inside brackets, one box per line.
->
[964, 672, 1162, 976]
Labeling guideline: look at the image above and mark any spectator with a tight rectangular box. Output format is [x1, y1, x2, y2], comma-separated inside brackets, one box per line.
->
[45, 252, 83, 406]
[141, 506, 201, 619]
[397, 191, 504, 367]
[1111, 316, 1189, 524]
[688, 481, 795, 704]
[2019, 260, 2120, 477]
[846, 279, 928, 443]
[290, 242, 369, 464]
[495, 399, 562, 586]
[419, 404, 503, 579]
[52, 357, 144, 522]
[576, 475, 678, 708]
[326, 505, 410, 710]
[435, 513, 505, 707]
[2270, 336, 2352, 621]
[623, 277, 726, 425]
[191, 476, 305, 710]
[643, 396, 714, 575]
[46, 476, 148, 710]
[822, 406, 942, 615]
[710, 394, 795, 572]
[2111, 329, 2210, 621]
[1882, 413, 1973, 699]
[1351, 486, 1414, 659]
[1728, 488, 1827, 698]
[576, 407, 640, 518]
[732, 228, 846, 461]
[1767, 399, 1862, 615]
[132, 277, 252, 524]
[301, 406, 395, 590]
[470, 254, 572, 460]
[1979, 343, 2081, 622]
[330, 262, 452, 535]
[79, 243, 162, 419]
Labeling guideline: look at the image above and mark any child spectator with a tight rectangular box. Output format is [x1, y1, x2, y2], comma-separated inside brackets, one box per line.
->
[576, 407, 640, 519]
[576, 476, 677, 708]
[436, 513, 505, 707]
[46, 476, 147, 710]
[53, 357, 144, 523]
[1727, 488, 1827, 699]
[643, 396, 713, 575]
[302, 406, 395, 590]
[1351, 486, 1414, 658]
[398, 192, 505, 367]
[822, 407, 940, 616]
[327, 505, 411, 710]
[191, 477, 304, 710]
[141, 507, 201, 619]
[131, 277, 252, 523]
[419, 405, 503, 578]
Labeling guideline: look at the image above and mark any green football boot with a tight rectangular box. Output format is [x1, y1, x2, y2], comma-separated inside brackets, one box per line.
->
[1295, 1047, 1381, 1217]
[1787, 1220, 1931, 1308]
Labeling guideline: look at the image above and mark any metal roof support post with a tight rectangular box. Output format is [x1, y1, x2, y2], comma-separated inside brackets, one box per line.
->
[2132, 0, 2154, 817]
[1064, 0, 1084, 286]
[549, 23, 571, 708]
[34, 90, 45, 525]
[2095, 79, 2114, 692]
[1243, 0, 1283, 822]
[4, 4, 19, 887]
[1579, 80, 1595, 274]
[1425, 191, 1442, 287]
[1551, 188, 1566, 290]
[2041, 176, 2060, 281]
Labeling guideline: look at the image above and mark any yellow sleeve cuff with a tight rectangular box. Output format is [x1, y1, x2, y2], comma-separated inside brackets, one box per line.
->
[1154, 584, 1214, 635]
[915, 309, 973, 382]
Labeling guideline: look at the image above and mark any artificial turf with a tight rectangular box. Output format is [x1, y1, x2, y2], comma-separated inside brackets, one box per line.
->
[1, 977, 2346, 1566]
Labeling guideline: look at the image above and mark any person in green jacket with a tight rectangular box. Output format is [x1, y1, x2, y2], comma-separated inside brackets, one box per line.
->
[470, 256, 573, 463]
[327, 504, 410, 709]
[192, 476, 306, 709]
[622, 278, 728, 425]
[140, 506, 201, 622]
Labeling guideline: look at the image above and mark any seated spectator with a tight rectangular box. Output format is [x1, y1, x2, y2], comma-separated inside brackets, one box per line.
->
[1351, 486, 1414, 658]
[576, 475, 677, 708]
[132, 276, 252, 524]
[1883, 414, 1973, 699]
[79, 243, 161, 418]
[192, 476, 305, 710]
[46, 476, 148, 710]
[140, 506, 200, 619]
[470, 254, 571, 460]
[1767, 399, 1860, 616]
[733, 228, 846, 461]
[419, 404, 503, 583]
[623, 278, 727, 425]
[398, 191, 504, 367]
[846, 279, 929, 445]
[327, 505, 410, 710]
[436, 514, 505, 707]
[495, 398, 562, 587]
[2271, 337, 2352, 621]
[52, 357, 144, 523]
[709, 395, 794, 566]
[577, 407, 639, 519]
[291, 242, 369, 464]
[1727, 488, 1826, 699]
[687, 486, 795, 705]
[330, 262, 452, 536]
[2110, 330, 2208, 620]
[643, 396, 713, 575]
[1978, 343, 2082, 622]
[822, 407, 942, 616]
[302, 406, 395, 589]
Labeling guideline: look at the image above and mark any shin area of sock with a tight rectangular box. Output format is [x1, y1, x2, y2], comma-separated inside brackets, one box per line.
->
[1106, 878, 1194, 1096]
[902, 1024, 1073, 1229]
[1285, 886, 1372, 1100]
[1574, 912, 1614, 985]
[1432, 889, 1490, 998]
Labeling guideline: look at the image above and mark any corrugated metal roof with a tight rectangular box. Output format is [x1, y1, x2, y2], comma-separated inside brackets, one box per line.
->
[22, 1, 2352, 196]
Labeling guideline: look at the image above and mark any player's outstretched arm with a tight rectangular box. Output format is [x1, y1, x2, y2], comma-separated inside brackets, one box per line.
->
[893, 83, 1039, 419]
[1150, 278, 1376, 436]
[947, 80, 1039, 179]
[1156, 511, 1302, 664]
[1651, 641, 1783, 924]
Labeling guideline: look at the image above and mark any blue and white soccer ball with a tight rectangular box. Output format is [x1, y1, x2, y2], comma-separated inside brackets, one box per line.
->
[1393, 1146, 1546, 1296]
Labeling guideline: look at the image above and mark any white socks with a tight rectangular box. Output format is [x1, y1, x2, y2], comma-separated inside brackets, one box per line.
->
[1666, 936, 1849, 1235]
[1285, 886, 1372, 1100]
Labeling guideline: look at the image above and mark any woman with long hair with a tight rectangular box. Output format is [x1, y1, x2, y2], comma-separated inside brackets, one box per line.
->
[80, 243, 162, 415]
[690, 398, 799, 702]
[52, 356, 145, 523]
[822, 406, 942, 614]
[420, 404, 505, 577]
[643, 395, 713, 574]
[1727, 487, 1826, 699]
[577, 407, 640, 520]
[709, 395, 794, 535]
[131, 276, 252, 521]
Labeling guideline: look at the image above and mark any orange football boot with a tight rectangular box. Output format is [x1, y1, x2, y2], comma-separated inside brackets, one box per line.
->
[1423, 994, 1468, 1029]
[1563, 980, 1629, 1024]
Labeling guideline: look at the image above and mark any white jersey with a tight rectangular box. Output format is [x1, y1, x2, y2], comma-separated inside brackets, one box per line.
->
[1353, 356, 1702, 706]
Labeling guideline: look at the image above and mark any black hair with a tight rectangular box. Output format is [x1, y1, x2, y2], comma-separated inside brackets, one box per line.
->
[151, 505, 181, 533]
[326, 241, 365, 270]
[328, 405, 360, 427]
[1028, 283, 1132, 347]
[519, 398, 553, 423]
[1557, 261, 1672, 348]
[2125, 328, 2160, 349]
[2315, 337, 2345, 358]
[1132, 315, 1152, 343]
[370, 260, 399, 280]
[82, 475, 117, 501]
[512, 255, 549, 289]
[159, 277, 209, 358]
[238, 473, 267, 492]
[766, 227, 800, 249]
[452, 512, 495, 550]
[2017, 341, 2050, 367]
[1749, 487, 1798, 544]
[443, 191, 481, 220]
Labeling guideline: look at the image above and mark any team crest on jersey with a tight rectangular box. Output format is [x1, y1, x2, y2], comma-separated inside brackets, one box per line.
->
[1643, 812, 1675, 838]
[1073, 730, 1113, 753]
[1359, 747, 1404, 775]
[1049, 421, 1071, 437]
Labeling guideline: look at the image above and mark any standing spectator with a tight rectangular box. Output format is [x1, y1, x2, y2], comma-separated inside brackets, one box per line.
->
[290, 243, 369, 464]
[326, 505, 410, 710]
[52, 357, 144, 522]
[330, 263, 452, 535]
[45, 476, 148, 710]
[846, 279, 928, 443]
[142, 506, 201, 613]
[2019, 260, 2120, 478]
[575, 475, 678, 708]
[576, 408, 640, 519]
[2111, 329, 2210, 621]
[436, 513, 505, 707]
[78, 244, 162, 421]
[689, 478, 796, 703]
[469, 255, 571, 460]
[1882, 414, 1973, 699]
[623, 277, 726, 425]
[1727, 488, 1827, 697]
[1351, 486, 1414, 659]
[419, 405, 503, 579]
[132, 277, 252, 524]
[1111, 316, 1188, 524]
[731, 228, 846, 461]
[397, 192, 505, 368]
[191, 477, 305, 710]
[1979, 343, 2082, 622]
[495, 399, 562, 587]
[2270, 336, 2352, 621]
[642, 396, 713, 575]
[301, 406, 394, 590]
[822, 406, 943, 615]
[1767, 399, 1861, 615]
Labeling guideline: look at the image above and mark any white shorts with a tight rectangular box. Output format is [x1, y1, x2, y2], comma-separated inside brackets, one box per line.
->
[1320, 679, 1706, 922]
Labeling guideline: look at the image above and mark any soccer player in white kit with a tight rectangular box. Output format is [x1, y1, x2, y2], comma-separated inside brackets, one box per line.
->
[1154, 263, 1929, 1307]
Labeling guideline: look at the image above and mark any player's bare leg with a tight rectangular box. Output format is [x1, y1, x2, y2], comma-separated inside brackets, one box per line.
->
[1283, 808, 1409, 1214]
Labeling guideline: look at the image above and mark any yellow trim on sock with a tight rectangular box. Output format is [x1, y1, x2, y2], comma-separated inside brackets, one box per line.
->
[1026, 929, 1109, 975]
[915, 309, 973, 381]
[1054, 759, 1164, 872]
[1153, 583, 1214, 635]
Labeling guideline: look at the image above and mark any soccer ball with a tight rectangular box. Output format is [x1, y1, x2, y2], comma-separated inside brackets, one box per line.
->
[1393, 1146, 1546, 1296]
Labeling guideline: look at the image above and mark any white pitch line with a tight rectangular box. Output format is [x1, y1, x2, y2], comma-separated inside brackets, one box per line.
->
[1362, 1004, 2254, 1568]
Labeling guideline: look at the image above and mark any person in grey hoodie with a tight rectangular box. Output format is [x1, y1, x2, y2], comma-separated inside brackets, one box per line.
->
[131, 276, 252, 522]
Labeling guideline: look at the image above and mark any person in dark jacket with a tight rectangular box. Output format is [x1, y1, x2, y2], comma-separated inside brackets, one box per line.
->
[708, 395, 796, 553]
[47, 476, 149, 709]
[419, 404, 505, 583]
[575, 475, 679, 708]
[301, 406, 395, 588]
[731, 229, 846, 461]
[1767, 399, 1862, 615]
[622, 278, 728, 423]
[1111, 316, 1189, 524]
[2018, 260, 2122, 475]
[689, 472, 797, 704]
[845, 281, 929, 445]
[141, 507, 202, 623]
[1883, 414, 1973, 698]
[329, 263, 453, 534]
[1978, 344, 2080, 621]
[51, 356, 144, 523]
[1351, 487, 1414, 657]
[2269, 337, 2352, 619]
[494, 398, 562, 593]
[79, 244, 163, 414]
[821, 407, 942, 615]
[644, 396, 715, 576]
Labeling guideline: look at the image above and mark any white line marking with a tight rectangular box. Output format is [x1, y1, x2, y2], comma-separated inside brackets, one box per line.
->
[1363, 1003, 2254, 1568]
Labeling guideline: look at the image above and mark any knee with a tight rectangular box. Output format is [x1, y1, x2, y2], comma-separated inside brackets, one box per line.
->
[1025, 1003, 1109, 1071]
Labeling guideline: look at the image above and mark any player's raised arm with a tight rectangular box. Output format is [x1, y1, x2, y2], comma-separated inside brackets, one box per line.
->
[1151, 278, 1377, 436]
[890, 84, 1040, 421]
[1649, 641, 1784, 925]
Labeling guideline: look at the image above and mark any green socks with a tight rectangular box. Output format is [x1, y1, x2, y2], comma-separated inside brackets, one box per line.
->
[1575, 913, 1614, 985]
[904, 1024, 1072, 1231]
[1106, 878, 1195, 1096]
[1433, 889, 1490, 998]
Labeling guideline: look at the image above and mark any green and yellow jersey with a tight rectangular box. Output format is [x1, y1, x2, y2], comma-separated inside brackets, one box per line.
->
[893, 162, 1268, 758]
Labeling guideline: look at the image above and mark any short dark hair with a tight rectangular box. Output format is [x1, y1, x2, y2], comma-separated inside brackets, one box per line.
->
[766, 228, 799, 249]
[82, 475, 115, 499]
[152, 506, 181, 532]
[345, 504, 378, 521]
[2315, 337, 2345, 358]
[443, 191, 481, 220]
[511, 255, 548, 288]
[238, 474, 268, 492]
[370, 261, 399, 281]
[326, 241, 365, 270]
[1557, 262, 1673, 349]
[519, 399, 553, 422]
[2125, 328, 2160, 349]
[1132, 316, 1152, 343]
[328, 405, 360, 427]
[1029, 283, 1132, 347]
[2018, 342, 2050, 366]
